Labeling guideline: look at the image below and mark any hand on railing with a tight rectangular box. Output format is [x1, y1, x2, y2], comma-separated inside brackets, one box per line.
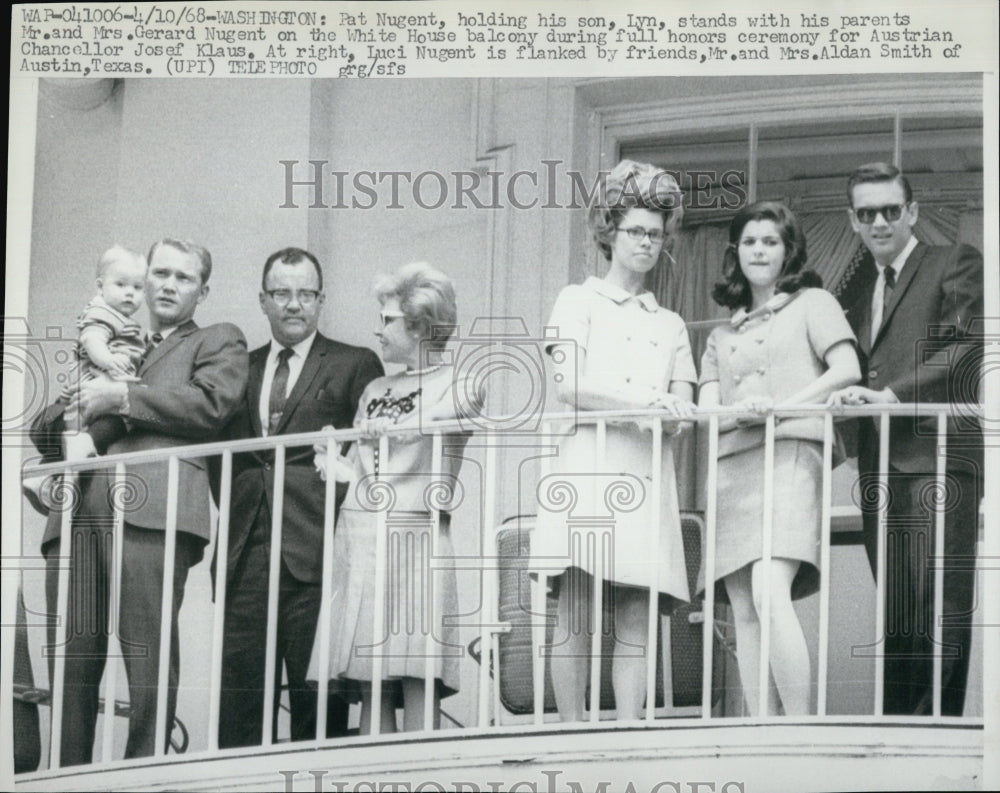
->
[608, 393, 696, 432]
[722, 396, 774, 431]
[826, 386, 899, 407]
[312, 428, 354, 483]
[638, 393, 697, 434]
[357, 415, 423, 443]
[653, 393, 696, 419]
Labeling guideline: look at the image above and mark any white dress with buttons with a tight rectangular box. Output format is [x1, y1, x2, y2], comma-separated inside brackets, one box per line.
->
[531, 277, 696, 604]
[697, 288, 856, 602]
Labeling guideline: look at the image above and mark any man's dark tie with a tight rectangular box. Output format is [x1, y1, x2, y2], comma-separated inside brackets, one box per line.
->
[882, 266, 896, 316]
[144, 332, 163, 358]
[267, 347, 294, 434]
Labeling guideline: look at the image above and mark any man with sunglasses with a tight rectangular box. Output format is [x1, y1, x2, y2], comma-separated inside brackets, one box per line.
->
[216, 247, 382, 747]
[829, 162, 983, 716]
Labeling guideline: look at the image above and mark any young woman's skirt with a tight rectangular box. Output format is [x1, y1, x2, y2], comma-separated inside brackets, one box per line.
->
[698, 439, 823, 603]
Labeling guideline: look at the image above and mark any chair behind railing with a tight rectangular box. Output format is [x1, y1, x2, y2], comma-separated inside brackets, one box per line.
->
[490, 512, 727, 721]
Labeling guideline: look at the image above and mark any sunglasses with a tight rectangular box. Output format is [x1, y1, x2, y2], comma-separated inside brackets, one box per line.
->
[852, 203, 908, 224]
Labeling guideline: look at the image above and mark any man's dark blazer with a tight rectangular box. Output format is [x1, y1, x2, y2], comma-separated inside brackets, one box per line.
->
[29, 319, 248, 762]
[214, 332, 381, 748]
[844, 240, 983, 715]
[34, 320, 250, 546]
[845, 242, 984, 480]
[221, 332, 384, 584]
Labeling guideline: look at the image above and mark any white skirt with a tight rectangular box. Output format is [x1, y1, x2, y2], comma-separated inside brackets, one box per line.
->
[307, 508, 461, 698]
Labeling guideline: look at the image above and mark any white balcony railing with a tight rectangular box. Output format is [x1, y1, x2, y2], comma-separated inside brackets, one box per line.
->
[11, 402, 985, 785]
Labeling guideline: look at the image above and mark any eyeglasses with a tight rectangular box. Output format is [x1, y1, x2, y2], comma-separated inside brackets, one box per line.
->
[617, 226, 667, 245]
[379, 310, 406, 327]
[265, 289, 321, 306]
[852, 204, 907, 224]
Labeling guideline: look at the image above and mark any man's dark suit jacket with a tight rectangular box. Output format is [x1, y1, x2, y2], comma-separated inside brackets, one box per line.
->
[845, 242, 984, 482]
[844, 240, 982, 716]
[222, 332, 384, 583]
[29, 319, 248, 763]
[33, 320, 250, 546]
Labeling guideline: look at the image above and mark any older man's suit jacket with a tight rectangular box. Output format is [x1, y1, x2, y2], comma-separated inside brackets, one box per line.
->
[221, 333, 383, 584]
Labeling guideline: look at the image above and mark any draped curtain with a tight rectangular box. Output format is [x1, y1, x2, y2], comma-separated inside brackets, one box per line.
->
[652, 204, 980, 331]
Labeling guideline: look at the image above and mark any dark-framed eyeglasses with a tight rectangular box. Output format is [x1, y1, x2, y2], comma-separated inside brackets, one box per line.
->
[617, 226, 668, 245]
[265, 289, 321, 306]
[852, 204, 907, 224]
[379, 310, 406, 327]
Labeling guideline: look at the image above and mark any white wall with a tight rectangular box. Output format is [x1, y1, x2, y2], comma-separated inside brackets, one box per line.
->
[17, 76, 982, 763]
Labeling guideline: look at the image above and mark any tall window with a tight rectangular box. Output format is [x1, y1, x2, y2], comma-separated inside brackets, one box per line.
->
[621, 111, 983, 333]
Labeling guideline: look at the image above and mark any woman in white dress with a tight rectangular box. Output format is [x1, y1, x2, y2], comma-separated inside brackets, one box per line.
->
[310, 262, 484, 733]
[533, 160, 697, 721]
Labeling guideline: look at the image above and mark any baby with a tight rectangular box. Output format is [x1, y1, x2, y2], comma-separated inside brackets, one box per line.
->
[23, 245, 148, 512]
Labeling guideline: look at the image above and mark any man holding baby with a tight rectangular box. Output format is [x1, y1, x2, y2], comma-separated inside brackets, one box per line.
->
[31, 238, 248, 764]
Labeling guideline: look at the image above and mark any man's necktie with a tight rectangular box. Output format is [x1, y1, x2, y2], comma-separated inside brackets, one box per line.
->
[871, 267, 896, 345]
[267, 347, 294, 434]
[882, 265, 896, 317]
[144, 332, 163, 358]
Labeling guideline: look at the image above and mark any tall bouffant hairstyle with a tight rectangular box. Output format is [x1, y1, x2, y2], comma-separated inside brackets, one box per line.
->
[588, 159, 684, 263]
[847, 161, 913, 206]
[374, 262, 458, 351]
[711, 200, 821, 311]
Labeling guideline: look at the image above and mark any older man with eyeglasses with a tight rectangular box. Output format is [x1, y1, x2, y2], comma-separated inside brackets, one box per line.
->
[829, 162, 983, 716]
[215, 247, 383, 747]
